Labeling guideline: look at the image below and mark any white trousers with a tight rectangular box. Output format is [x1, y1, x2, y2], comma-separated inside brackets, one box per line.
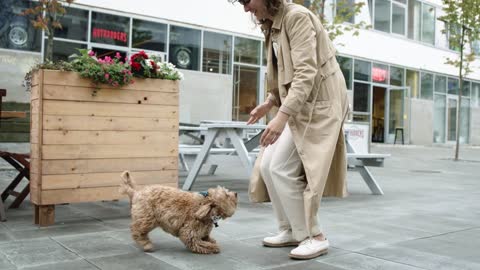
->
[260, 124, 322, 241]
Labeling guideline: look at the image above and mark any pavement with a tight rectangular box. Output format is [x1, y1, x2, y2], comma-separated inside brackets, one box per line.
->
[0, 142, 480, 270]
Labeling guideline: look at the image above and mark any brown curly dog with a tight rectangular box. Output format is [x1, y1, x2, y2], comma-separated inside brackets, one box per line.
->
[119, 171, 238, 254]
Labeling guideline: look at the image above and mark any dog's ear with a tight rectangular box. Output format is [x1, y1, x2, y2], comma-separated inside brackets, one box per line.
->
[195, 202, 214, 219]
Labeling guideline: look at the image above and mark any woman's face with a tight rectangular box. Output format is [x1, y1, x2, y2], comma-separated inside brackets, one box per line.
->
[241, 0, 271, 21]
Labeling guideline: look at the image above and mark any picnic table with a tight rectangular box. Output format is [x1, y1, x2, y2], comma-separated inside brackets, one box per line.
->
[181, 121, 266, 190]
[0, 89, 30, 222]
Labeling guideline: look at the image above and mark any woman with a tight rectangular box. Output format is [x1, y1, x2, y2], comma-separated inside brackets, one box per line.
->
[233, 0, 349, 260]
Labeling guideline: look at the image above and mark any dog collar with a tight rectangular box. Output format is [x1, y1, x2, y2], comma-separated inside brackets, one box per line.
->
[198, 191, 220, 227]
[211, 215, 221, 227]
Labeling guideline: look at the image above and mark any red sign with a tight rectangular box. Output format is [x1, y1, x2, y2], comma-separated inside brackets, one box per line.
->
[372, 67, 388, 82]
[92, 27, 127, 43]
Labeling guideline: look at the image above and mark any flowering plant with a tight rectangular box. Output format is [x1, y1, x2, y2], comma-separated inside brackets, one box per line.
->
[129, 51, 184, 80]
[70, 49, 134, 89]
[24, 49, 183, 95]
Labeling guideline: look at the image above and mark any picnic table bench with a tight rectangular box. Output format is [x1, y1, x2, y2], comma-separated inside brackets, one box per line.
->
[179, 121, 389, 195]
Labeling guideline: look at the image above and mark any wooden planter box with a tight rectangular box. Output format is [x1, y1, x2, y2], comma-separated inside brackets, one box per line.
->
[30, 70, 179, 226]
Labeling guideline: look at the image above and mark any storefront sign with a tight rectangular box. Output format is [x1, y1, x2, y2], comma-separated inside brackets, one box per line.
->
[372, 67, 388, 83]
[344, 123, 370, 153]
[92, 27, 127, 43]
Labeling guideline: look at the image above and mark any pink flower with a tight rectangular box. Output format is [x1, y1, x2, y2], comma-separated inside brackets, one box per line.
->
[88, 50, 95, 56]
[104, 73, 110, 80]
[115, 52, 122, 59]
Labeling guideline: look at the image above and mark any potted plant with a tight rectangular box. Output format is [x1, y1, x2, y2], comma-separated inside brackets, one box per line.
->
[28, 49, 183, 226]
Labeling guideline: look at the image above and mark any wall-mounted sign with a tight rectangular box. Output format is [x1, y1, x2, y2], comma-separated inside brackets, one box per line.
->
[372, 67, 388, 83]
[92, 27, 127, 43]
[344, 123, 370, 153]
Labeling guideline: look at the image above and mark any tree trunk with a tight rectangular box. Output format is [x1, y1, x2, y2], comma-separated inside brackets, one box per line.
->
[454, 25, 465, 161]
[46, 29, 54, 61]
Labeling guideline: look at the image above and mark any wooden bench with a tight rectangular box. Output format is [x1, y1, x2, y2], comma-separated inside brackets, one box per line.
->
[0, 151, 31, 222]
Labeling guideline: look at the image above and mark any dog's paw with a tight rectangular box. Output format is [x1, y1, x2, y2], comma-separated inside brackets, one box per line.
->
[143, 243, 154, 252]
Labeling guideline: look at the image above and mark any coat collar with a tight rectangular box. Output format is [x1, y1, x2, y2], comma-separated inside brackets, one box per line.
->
[261, 0, 287, 33]
[272, 0, 287, 30]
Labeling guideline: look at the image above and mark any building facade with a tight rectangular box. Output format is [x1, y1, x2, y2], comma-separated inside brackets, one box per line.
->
[0, 0, 479, 145]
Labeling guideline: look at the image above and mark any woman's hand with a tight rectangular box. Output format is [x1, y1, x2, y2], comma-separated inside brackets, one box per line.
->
[247, 100, 274, 125]
[260, 111, 289, 147]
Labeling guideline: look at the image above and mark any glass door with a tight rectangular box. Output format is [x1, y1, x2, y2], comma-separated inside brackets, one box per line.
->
[232, 65, 260, 121]
[447, 96, 458, 142]
[385, 86, 407, 143]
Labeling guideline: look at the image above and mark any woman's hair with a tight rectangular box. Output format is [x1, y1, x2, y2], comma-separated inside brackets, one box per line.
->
[229, 0, 283, 25]
[257, 0, 282, 25]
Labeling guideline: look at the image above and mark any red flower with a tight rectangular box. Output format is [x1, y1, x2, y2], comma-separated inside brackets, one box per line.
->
[131, 62, 141, 71]
[150, 60, 157, 70]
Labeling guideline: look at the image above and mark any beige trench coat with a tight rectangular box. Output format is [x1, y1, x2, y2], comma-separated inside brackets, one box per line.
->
[250, 1, 349, 234]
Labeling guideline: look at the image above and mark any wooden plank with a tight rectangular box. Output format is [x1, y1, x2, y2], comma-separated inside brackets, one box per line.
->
[39, 183, 178, 205]
[43, 85, 178, 105]
[30, 127, 39, 144]
[43, 115, 178, 131]
[31, 143, 39, 160]
[31, 85, 39, 100]
[42, 130, 177, 145]
[30, 184, 40, 205]
[42, 70, 179, 92]
[0, 111, 26, 119]
[35, 205, 55, 226]
[41, 157, 177, 175]
[43, 100, 178, 118]
[42, 170, 177, 190]
[31, 100, 39, 115]
[42, 144, 177, 160]
[30, 159, 40, 175]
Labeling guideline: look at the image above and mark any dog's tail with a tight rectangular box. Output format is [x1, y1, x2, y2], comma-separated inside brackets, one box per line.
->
[119, 170, 137, 201]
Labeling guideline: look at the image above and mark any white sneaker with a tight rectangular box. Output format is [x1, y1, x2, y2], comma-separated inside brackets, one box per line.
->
[262, 230, 300, 247]
[289, 238, 329, 259]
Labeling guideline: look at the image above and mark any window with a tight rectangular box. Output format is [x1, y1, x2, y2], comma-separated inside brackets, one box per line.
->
[434, 75, 447, 94]
[472, 82, 480, 107]
[55, 7, 88, 41]
[459, 98, 470, 144]
[448, 78, 459, 95]
[337, 56, 353, 90]
[462, 81, 470, 97]
[203, 31, 232, 74]
[336, 0, 356, 24]
[91, 12, 130, 47]
[392, 3, 406, 35]
[372, 63, 388, 84]
[420, 72, 433, 100]
[353, 82, 370, 112]
[370, 0, 406, 35]
[408, 0, 421, 41]
[132, 19, 167, 52]
[354, 60, 371, 81]
[406, 69, 419, 98]
[46, 40, 87, 62]
[262, 42, 267, 66]
[472, 40, 480, 55]
[234, 37, 261, 65]
[374, 0, 390, 32]
[390, 66, 404, 86]
[169, 25, 201, 71]
[433, 94, 446, 143]
[408, 1, 436, 44]
[0, 0, 42, 51]
[421, 3, 435, 45]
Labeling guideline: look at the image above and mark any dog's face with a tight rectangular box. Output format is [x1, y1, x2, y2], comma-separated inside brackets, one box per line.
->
[207, 186, 238, 219]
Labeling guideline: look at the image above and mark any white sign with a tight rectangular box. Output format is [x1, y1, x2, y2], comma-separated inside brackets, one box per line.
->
[344, 123, 370, 154]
